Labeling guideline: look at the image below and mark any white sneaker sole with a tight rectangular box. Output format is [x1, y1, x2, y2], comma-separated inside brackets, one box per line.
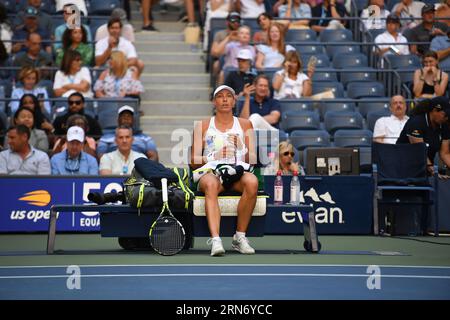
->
[211, 248, 225, 257]
[232, 244, 255, 255]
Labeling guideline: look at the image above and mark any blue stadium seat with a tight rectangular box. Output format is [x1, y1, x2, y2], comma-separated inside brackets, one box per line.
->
[366, 29, 386, 41]
[286, 29, 317, 42]
[318, 101, 356, 121]
[312, 81, 345, 98]
[333, 129, 373, 147]
[319, 29, 353, 43]
[89, 17, 110, 36]
[88, 0, 120, 15]
[290, 130, 331, 151]
[97, 101, 120, 130]
[324, 111, 364, 134]
[332, 53, 369, 69]
[260, 68, 280, 83]
[301, 53, 330, 68]
[3, 0, 15, 13]
[311, 69, 338, 82]
[359, 146, 372, 172]
[358, 100, 390, 118]
[339, 68, 377, 87]
[385, 54, 421, 69]
[242, 18, 260, 33]
[18, 0, 55, 14]
[281, 110, 320, 133]
[292, 43, 325, 55]
[279, 100, 314, 115]
[346, 81, 385, 99]
[367, 109, 391, 131]
[326, 43, 361, 60]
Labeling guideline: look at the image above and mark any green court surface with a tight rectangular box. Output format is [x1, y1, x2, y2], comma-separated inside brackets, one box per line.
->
[1, 234, 450, 267]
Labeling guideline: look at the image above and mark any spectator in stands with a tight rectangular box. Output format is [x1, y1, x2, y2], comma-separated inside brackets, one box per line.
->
[430, 29, 450, 71]
[310, 0, 347, 32]
[9, 67, 51, 116]
[10, 107, 48, 152]
[272, 50, 313, 99]
[141, 0, 158, 32]
[253, 13, 272, 44]
[278, 0, 312, 29]
[94, 51, 144, 98]
[392, 0, 425, 31]
[95, 8, 135, 43]
[56, 26, 93, 67]
[374, 14, 410, 58]
[436, 0, 450, 28]
[55, 0, 88, 17]
[97, 105, 158, 161]
[54, 3, 92, 52]
[52, 114, 97, 158]
[14, 1, 53, 38]
[12, 6, 52, 55]
[95, 18, 144, 76]
[0, 3, 13, 55]
[0, 40, 11, 80]
[373, 95, 409, 144]
[360, 0, 390, 31]
[238, 74, 281, 130]
[53, 49, 93, 98]
[204, 0, 234, 52]
[224, 49, 257, 96]
[223, 26, 256, 70]
[407, 4, 448, 57]
[0, 124, 51, 175]
[275, 141, 305, 175]
[397, 96, 450, 176]
[236, 0, 266, 18]
[12, 33, 53, 80]
[18, 94, 54, 134]
[413, 50, 449, 99]
[53, 92, 102, 137]
[255, 22, 295, 69]
[99, 125, 146, 175]
[51, 126, 99, 175]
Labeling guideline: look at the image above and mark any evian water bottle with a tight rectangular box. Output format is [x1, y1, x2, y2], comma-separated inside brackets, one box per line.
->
[274, 170, 283, 205]
[290, 171, 300, 205]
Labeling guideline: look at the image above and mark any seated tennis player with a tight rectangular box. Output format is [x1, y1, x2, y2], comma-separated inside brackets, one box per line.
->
[190, 85, 258, 256]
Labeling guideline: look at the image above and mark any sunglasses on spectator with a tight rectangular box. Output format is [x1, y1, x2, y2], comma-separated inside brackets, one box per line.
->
[282, 151, 295, 157]
[69, 100, 82, 105]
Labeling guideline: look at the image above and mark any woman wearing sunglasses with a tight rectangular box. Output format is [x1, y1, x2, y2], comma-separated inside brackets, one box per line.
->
[275, 141, 305, 175]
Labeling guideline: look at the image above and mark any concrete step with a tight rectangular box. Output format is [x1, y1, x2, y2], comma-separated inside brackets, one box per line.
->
[142, 86, 210, 101]
[140, 52, 203, 64]
[140, 73, 209, 85]
[134, 41, 196, 52]
[147, 130, 194, 149]
[141, 101, 213, 116]
[135, 32, 184, 42]
[145, 62, 205, 73]
[157, 147, 191, 168]
[141, 115, 198, 126]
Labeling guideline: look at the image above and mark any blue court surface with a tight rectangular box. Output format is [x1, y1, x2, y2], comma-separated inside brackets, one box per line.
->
[1, 264, 449, 300]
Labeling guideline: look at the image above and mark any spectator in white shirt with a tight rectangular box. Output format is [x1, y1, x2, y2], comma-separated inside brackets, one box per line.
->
[375, 14, 410, 59]
[235, 0, 266, 19]
[373, 95, 409, 144]
[392, 0, 425, 31]
[360, 0, 390, 31]
[94, 8, 135, 43]
[99, 125, 146, 175]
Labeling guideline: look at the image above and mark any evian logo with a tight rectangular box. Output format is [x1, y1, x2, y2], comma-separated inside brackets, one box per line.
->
[282, 188, 344, 224]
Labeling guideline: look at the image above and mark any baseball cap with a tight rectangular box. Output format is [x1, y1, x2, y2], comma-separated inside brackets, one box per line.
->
[25, 6, 38, 18]
[118, 105, 134, 115]
[421, 4, 435, 14]
[111, 8, 127, 22]
[67, 126, 85, 142]
[430, 96, 450, 117]
[213, 85, 236, 99]
[227, 12, 241, 22]
[386, 14, 400, 25]
[237, 48, 253, 61]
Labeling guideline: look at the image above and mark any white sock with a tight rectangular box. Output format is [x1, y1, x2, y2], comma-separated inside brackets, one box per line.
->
[235, 232, 246, 239]
[212, 236, 221, 242]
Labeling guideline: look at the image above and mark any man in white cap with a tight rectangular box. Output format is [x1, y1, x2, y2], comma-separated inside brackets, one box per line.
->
[224, 48, 257, 96]
[190, 85, 258, 257]
[97, 105, 158, 161]
[94, 8, 135, 43]
[50, 126, 99, 175]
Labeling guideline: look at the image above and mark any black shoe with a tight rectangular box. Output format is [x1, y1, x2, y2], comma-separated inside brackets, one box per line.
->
[142, 24, 159, 32]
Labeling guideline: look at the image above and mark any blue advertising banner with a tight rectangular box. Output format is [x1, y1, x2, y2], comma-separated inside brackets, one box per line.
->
[263, 175, 374, 234]
[0, 176, 123, 232]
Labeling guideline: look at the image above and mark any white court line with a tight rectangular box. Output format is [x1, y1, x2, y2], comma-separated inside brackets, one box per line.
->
[0, 273, 450, 280]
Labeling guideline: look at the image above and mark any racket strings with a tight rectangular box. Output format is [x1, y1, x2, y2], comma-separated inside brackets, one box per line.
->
[150, 217, 185, 256]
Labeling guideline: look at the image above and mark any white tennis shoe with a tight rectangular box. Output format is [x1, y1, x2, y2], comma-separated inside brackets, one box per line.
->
[232, 235, 255, 254]
[207, 238, 225, 256]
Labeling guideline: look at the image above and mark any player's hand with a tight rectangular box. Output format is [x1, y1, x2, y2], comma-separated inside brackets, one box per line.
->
[227, 133, 244, 151]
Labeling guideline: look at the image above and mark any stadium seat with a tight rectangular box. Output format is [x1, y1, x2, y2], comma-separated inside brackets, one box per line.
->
[359, 146, 372, 173]
[261, 68, 280, 83]
[366, 28, 386, 41]
[242, 18, 260, 33]
[286, 29, 317, 42]
[339, 67, 377, 87]
[358, 100, 390, 118]
[333, 129, 373, 147]
[89, 17, 110, 36]
[311, 69, 338, 82]
[385, 54, 421, 69]
[301, 53, 330, 68]
[312, 81, 345, 98]
[318, 101, 356, 121]
[332, 53, 369, 69]
[0, 110, 7, 145]
[367, 109, 391, 131]
[88, 0, 120, 15]
[97, 100, 120, 130]
[279, 100, 314, 115]
[326, 43, 361, 60]
[281, 110, 320, 133]
[346, 81, 385, 99]
[0, 85, 5, 114]
[324, 110, 364, 134]
[3, 0, 15, 13]
[292, 43, 325, 55]
[319, 29, 353, 43]
[290, 130, 331, 151]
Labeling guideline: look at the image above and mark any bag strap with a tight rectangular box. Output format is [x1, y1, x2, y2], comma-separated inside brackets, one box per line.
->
[173, 167, 195, 209]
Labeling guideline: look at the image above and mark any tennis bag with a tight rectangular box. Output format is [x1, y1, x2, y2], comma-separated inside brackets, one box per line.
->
[123, 158, 194, 212]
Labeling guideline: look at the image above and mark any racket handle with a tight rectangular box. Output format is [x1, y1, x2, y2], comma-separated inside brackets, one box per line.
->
[161, 178, 168, 203]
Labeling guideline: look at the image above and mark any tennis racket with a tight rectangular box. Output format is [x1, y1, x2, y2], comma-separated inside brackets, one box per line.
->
[149, 178, 186, 255]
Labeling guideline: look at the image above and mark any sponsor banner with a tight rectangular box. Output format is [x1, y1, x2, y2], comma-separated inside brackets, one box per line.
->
[0, 177, 123, 232]
[263, 175, 374, 234]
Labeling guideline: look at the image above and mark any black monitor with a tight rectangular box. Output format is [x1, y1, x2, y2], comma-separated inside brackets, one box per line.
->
[305, 147, 360, 176]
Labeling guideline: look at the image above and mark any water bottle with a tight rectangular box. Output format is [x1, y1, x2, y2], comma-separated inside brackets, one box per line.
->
[274, 170, 283, 205]
[290, 171, 300, 206]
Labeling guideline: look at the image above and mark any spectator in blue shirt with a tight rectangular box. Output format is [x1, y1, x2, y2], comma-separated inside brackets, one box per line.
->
[51, 126, 99, 175]
[430, 30, 450, 71]
[97, 105, 159, 161]
[238, 74, 281, 130]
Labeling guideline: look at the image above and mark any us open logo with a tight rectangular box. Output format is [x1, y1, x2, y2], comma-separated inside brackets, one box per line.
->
[66, 4, 81, 30]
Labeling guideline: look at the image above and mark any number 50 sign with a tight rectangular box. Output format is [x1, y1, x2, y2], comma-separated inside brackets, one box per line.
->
[66, 4, 81, 29]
